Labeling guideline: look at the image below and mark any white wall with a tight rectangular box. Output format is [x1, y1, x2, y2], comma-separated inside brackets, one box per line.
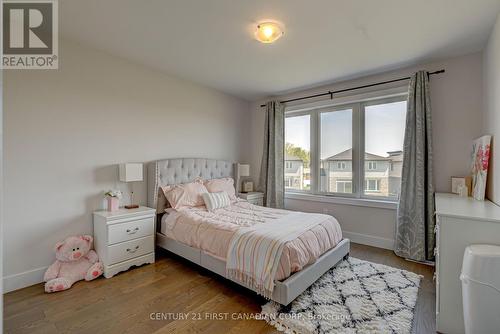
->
[250, 53, 484, 247]
[3, 40, 251, 292]
[484, 13, 500, 205]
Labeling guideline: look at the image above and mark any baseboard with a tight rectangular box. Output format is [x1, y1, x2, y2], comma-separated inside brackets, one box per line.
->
[343, 231, 394, 250]
[3, 266, 47, 293]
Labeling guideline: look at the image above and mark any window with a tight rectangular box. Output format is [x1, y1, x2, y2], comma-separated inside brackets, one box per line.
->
[285, 114, 310, 191]
[336, 180, 352, 193]
[365, 179, 380, 192]
[364, 100, 406, 199]
[285, 94, 407, 202]
[320, 108, 353, 193]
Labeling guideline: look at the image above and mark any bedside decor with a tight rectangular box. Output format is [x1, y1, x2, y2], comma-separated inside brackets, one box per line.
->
[119, 162, 143, 209]
[43, 235, 103, 293]
[104, 190, 122, 212]
[242, 180, 254, 192]
[470, 135, 491, 200]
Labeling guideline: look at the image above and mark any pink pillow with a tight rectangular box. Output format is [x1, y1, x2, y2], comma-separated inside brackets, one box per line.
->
[162, 179, 208, 210]
[204, 177, 237, 201]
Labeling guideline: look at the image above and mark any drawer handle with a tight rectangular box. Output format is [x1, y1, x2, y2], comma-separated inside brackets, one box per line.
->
[126, 245, 140, 253]
[126, 227, 140, 234]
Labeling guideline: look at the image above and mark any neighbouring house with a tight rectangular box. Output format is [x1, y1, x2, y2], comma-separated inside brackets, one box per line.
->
[320, 149, 403, 198]
[386, 150, 404, 197]
[285, 154, 304, 190]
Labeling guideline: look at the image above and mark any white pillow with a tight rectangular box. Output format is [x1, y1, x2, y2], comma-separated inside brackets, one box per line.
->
[202, 191, 231, 211]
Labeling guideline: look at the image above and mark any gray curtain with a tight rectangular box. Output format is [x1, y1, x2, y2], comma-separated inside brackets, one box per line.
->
[395, 71, 436, 262]
[259, 101, 285, 208]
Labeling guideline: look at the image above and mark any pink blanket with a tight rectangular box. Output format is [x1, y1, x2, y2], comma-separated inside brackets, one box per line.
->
[162, 201, 343, 280]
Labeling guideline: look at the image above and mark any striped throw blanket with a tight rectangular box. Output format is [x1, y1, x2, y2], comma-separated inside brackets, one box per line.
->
[226, 212, 327, 298]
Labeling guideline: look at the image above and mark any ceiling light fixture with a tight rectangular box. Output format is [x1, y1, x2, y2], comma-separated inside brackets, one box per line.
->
[255, 21, 284, 44]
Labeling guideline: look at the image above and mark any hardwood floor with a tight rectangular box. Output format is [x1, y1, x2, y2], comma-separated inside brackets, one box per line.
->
[3, 243, 436, 334]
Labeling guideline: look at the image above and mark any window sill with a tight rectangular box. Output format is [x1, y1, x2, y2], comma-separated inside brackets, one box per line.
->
[285, 192, 398, 210]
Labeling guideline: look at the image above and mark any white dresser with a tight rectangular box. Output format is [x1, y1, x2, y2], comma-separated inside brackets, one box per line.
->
[93, 206, 156, 278]
[435, 193, 500, 333]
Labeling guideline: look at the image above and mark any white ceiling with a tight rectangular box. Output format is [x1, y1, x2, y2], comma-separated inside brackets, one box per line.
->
[61, 0, 500, 101]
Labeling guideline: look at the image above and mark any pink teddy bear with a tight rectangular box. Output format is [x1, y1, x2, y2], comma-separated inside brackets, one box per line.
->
[43, 235, 104, 293]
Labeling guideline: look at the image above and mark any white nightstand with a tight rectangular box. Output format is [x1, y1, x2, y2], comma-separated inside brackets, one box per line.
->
[238, 192, 264, 206]
[93, 206, 156, 278]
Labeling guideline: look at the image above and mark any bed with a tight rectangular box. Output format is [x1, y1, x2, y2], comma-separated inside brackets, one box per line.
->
[148, 158, 350, 305]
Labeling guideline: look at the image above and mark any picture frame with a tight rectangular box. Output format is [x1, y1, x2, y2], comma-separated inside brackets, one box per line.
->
[242, 181, 254, 193]
[451, 177, 466, 195]
[470, 135, 492, 200]
[451, 176, 472, 196]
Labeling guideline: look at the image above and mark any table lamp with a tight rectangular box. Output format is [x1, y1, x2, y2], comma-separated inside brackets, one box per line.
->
[238, 163, 252, 193]
[119, 163, 143, 209]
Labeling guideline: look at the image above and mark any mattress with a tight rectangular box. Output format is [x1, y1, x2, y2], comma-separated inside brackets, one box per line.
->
[159, 200, 343, 280]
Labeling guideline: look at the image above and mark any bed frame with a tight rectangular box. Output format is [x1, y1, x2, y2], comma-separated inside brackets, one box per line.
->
[148, 158, 350, 305]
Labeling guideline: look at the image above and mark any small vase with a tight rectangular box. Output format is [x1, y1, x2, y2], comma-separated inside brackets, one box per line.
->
[107, 197, 119, 212]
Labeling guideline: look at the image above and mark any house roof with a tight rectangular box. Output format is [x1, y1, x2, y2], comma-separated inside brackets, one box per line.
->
[285, 153, 303, 161]
[323, 149, 388, 161]
[387, 150, 404, 162]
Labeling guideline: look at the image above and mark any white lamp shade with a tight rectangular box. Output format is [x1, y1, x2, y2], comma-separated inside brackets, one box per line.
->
[119, 163, 143, 182]
[238, 164, 250, 177]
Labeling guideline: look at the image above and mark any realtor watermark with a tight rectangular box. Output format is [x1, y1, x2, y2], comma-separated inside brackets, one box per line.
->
[149, 312, 352, 322]
[2, 0, 58, 69]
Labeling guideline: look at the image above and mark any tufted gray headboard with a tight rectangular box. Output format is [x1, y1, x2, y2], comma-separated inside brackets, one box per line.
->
[147, 158, 234, 213]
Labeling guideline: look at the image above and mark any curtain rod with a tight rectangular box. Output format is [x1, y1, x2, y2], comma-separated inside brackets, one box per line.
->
[260, 69, 445, 107]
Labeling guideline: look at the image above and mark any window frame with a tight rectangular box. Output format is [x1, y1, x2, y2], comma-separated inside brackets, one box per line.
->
[284, 89, 407, 203]
[365, 179, 380, 192]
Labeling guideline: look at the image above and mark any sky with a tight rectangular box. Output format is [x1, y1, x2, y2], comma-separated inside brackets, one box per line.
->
[285, 101, 407, 159]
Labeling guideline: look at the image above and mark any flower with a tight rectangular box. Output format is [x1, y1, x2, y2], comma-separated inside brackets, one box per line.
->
[104, 190, 122, 199]
[482, 144, 490, 171]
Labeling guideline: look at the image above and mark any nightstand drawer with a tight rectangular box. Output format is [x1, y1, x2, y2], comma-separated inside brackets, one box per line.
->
[107, 235, 154, 264]
[249, 198, 264, 206]
[108, 217, 154, 245]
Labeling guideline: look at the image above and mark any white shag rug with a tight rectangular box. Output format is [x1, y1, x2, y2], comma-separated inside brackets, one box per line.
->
[261, 257, 421, 334]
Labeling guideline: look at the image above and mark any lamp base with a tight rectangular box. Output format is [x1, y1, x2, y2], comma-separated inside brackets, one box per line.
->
[125, 204, 140, 209]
